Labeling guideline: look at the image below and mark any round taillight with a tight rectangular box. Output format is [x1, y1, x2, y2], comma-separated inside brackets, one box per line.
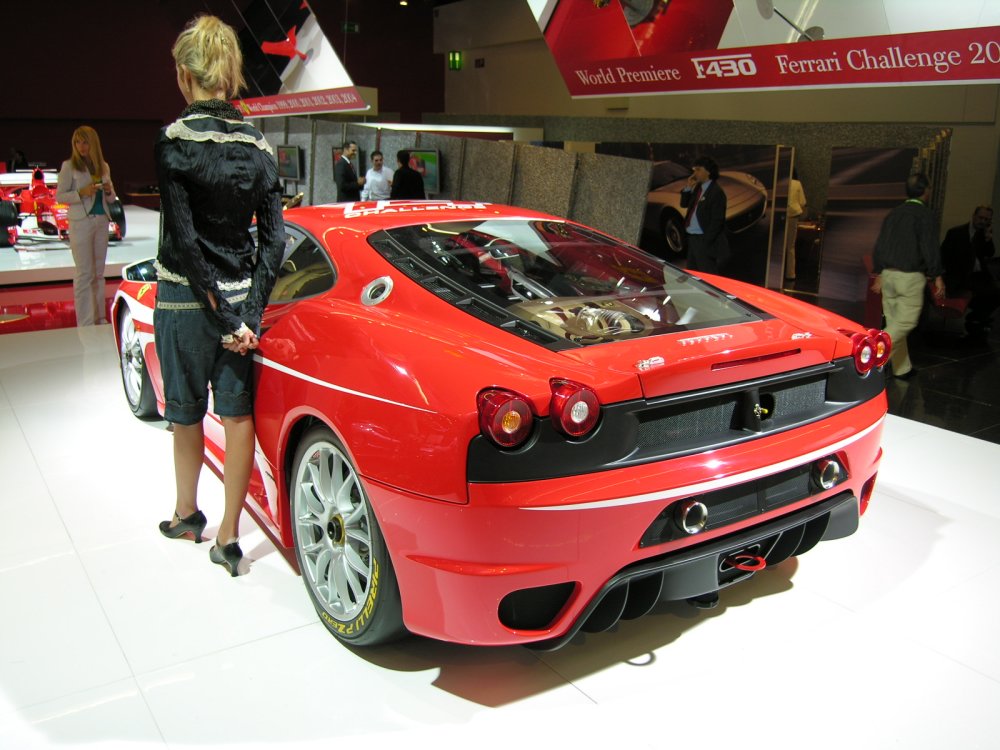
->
[549, 379, 601, 438]
[869, 328, 892, 368]
[851, 332, 876, 374]
[477, 388, 534, 449]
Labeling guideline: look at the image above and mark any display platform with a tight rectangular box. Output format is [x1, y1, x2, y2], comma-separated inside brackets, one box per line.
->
[1, 326, 998, 749]
[0, 204, 159, 285]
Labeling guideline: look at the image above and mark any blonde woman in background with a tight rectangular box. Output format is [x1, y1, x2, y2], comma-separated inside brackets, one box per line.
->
[154, 15, 285, 576]
[56, 126, 117, 325]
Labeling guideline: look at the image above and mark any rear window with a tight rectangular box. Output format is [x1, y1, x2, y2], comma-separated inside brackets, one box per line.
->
[371, 218, 760, 348]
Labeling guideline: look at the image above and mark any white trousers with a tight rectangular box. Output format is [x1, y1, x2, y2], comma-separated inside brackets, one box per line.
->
[784, 215, 800, 279]
[69, 214, 109, 326]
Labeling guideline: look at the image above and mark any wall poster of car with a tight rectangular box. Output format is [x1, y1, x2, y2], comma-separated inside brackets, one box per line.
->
[597, 142, 775, 286]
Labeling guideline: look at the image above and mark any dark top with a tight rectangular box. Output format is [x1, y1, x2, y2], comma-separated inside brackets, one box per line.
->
[681, 181, 727, 243]
[155, 99, 285, 335]
[940, 222, 995, 293]
[335, 156, 362, 201]
[680, 180, 729, 269]
[390, 165, 426, 200]
[872, 199, 942, 277]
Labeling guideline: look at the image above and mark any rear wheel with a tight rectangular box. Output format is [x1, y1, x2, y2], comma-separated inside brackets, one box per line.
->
[109, 200, 126, 241]
[290, 426, 405, 646]
[118, 306, 157, 417]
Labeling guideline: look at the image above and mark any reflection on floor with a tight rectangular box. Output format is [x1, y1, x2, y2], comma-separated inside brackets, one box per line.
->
[885, 321, 1000, 444]
[1, 327, 998, 749]
[794, 292, 1000, 447]
[0, 205, 159, 334]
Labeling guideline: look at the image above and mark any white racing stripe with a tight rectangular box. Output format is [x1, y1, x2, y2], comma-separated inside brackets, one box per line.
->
[256, 355, 437, 413]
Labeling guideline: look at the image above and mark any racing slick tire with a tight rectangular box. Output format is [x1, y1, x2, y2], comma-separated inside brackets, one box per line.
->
[290, 426, 405, 647]
[0, 200, 18, 247]
[109, 199, 127, 241]
[118, 306, 158, 418]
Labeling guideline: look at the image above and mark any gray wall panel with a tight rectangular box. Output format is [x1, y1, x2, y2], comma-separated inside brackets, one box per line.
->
[286, 118, 312, 205]
[570, 153, 651, 246]
[511, 143, 575, 217]
[459, 139, 515, 204]
[312, 119, 342, 205]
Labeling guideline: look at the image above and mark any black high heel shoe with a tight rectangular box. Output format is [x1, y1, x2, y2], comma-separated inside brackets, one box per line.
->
[210, 539, 243, 577]
[158, 510, 207, 543]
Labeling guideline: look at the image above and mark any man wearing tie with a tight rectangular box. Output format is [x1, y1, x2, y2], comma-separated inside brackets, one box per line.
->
[335, 141, 365, 202]
[681, 156, 729, 274]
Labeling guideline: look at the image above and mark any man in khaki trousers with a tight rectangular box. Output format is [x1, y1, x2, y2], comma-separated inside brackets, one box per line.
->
[871, 173, 945, 379]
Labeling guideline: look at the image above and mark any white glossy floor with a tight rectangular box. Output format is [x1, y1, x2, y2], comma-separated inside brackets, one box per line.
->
[1, 326, 999, 750]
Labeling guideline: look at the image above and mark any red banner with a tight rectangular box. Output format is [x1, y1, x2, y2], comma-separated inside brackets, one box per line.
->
[547, 20, 1000, 97]
[235, 87, 368, 117]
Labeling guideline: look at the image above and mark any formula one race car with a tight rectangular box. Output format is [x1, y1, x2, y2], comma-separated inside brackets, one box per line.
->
[114, 200, 891, 650]
[0, 168, 126, 247]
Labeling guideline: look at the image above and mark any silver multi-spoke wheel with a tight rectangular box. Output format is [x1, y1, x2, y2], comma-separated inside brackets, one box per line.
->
[294, 439, 372, 620]
[118, 306, 156, 417]
[290, 426, 404, 645]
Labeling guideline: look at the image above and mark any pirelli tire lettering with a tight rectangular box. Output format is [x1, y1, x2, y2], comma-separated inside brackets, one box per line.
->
[318, 558, 380, 637]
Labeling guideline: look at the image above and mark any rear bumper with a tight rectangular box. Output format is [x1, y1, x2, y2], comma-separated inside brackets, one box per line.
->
[368, 402, 884, 647]
[527, 490, 858, 650]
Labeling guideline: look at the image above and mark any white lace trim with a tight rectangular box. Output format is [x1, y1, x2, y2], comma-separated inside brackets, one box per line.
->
[154, 260, 252, 290]
[154, 261, 188, 284]
[165, 118, 272, 154]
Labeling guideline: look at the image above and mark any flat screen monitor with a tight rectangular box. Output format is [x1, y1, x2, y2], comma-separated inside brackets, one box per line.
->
[407, 149, 440, 195]
[276, 145, 303, 182]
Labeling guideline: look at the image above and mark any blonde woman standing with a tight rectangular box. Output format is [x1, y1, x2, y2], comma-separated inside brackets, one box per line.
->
[154, 15, 285, 576]
[56, 126, 117, 325]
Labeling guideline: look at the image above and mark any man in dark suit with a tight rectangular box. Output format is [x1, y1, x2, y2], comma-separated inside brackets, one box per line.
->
[681, 156, 729, 274]
[334, 141, 365, 201]
[389, 150, 426, 200]
[940, 204, 999, 338]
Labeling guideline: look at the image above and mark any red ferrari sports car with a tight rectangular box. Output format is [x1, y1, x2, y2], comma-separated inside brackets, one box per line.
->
[113, 200, 890, 649]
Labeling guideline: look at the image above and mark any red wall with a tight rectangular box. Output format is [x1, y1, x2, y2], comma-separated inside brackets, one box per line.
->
[1, 1, 443, 194]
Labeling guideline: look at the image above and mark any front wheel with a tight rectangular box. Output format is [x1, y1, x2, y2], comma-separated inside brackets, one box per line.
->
[118, 306, 157, 417]
[290, 426, 405, 646]
[662, 212, 685, 255]
[0, 200, 17, 247]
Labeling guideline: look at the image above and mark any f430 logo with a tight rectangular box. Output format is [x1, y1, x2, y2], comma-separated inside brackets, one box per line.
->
[691, 53, 757, 79]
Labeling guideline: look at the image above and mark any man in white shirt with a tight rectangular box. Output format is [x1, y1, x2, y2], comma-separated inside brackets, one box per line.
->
[361, 150, 393, 201]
